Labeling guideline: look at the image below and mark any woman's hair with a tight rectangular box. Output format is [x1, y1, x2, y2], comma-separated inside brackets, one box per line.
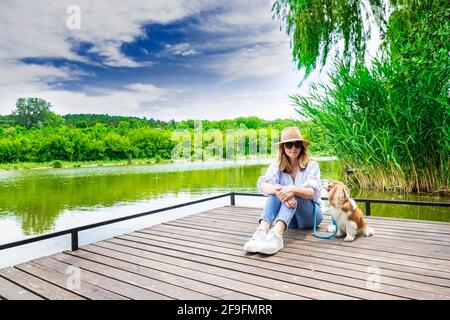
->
[277, 142, 310, 173]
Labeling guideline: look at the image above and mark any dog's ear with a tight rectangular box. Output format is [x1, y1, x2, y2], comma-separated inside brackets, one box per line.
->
[324, 182, 334, 192]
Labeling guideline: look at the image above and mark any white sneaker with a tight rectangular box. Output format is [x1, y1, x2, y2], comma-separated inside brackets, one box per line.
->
[258, 229, 284, 255]
[243, 228, 266, 253]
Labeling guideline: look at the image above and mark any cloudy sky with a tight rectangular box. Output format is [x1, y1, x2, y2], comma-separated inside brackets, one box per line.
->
[0, 0, 377, 121]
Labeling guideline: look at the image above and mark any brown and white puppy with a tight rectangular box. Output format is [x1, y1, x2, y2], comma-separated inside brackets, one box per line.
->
[325, 181, 374, 241]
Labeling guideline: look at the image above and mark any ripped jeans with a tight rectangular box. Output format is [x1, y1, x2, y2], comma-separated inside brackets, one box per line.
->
[259, 195, 323, 229]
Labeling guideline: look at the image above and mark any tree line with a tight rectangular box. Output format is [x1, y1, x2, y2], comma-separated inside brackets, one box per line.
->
[0, 98, 324, 164]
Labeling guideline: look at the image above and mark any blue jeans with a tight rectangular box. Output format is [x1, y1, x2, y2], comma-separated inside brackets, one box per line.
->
[259, 195, 323, 229]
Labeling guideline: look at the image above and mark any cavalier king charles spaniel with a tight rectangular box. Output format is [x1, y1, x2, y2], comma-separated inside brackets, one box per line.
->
[325, 181, 374, 241]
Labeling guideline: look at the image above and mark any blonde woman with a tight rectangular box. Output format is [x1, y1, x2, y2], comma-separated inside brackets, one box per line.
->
[244, 127, 323, 255]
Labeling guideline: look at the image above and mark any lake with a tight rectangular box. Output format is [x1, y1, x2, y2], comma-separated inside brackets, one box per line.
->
[0, 158, 448, 268]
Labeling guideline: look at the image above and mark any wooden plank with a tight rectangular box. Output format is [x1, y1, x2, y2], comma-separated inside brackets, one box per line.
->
[192, 210, 450, 267]
[173, 216, 450, 258]
[0, 267, 84, 300]
[198, 211, 450, 244]
[150, 224, 450, 289]
[0, 276, 44, 300]
[134, 228, 450, 298]
[112, 235, 409, 300]
[220, 206, 450, 231]
[101, 237, 392, 300]
[153, 223, 450, 268]
[33, 256, 171, 300]
[185, 214, 450, 247]
[218, 206, 450, 232]
[77, 245, 300, 300]
[142, 226, 450, 273]
[225, 205, 450, 227]
[166, 220, 450, 281]
[70, 248, 265, 300]
[52, 252, 216, 300]
[171, 217, 450, 254]
[93, 241, 360, 300]
[170, 218, 450, 273]
[120, 232, 450, 299]
[207, 208, 450, 237]
[172, 217, 450, 262]
[15, 262, 128, 300]
[83, 243, 350, 300]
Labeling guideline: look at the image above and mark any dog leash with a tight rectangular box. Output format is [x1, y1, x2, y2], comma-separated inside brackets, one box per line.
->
[276, 171, 337, 239]
[311, 199, 338, 239]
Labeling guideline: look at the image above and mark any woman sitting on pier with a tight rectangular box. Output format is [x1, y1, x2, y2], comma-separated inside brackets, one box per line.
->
[244, 127, 323, 255]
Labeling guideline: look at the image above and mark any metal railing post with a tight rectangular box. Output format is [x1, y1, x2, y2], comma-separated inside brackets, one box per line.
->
[71, 231, 79, 251]
[230, 192, 235, 206]
[365, 201, 372, 216]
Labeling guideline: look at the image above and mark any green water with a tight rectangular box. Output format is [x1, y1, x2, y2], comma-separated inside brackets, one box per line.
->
[0, 159, 448, 242]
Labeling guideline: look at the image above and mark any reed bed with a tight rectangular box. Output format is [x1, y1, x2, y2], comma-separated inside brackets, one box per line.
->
[292, 55, 449, 194]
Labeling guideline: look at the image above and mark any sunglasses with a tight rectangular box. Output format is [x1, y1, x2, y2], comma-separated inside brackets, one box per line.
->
[284, 141, 303, 149]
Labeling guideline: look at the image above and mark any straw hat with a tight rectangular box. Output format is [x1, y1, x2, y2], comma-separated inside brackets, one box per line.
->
[273, 127, 310, 147]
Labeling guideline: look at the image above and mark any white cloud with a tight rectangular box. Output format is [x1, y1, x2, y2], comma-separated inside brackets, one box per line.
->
[205, 43, 295, 82]
[0, 0, 319, 120]
[0, 0, 216, 66]
[197, 0, 276, 33]
[0, 81, 172, 116]
[0, 61, 72, 88]
[188, 0, 297, 83]
[0, 0, 216, 115]
[165, 43, 199, 57]
[147, 82, 305, 121]
[88, 42, 142, 68]
[0, 0, 288, 68]
[50, 83, 171, 115]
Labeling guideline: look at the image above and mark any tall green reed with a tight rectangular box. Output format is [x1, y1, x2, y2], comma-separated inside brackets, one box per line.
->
[292, 53, 449, 193]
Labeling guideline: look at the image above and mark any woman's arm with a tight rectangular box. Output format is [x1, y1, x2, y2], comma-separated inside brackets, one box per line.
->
[293, 186, 314, 199]
[278, 161, 322, 202]
[261, 183, 298, 208]
[257, 161, 281, 196]
[260, 182, 282, 195]
[256, 161, 300, 208]
[276, 185, 314, 202]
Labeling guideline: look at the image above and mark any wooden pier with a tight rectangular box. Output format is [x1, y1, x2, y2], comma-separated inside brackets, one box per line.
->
[1, 205, 450, 300]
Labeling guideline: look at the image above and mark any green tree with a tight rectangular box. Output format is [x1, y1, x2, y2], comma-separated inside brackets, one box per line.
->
[282, 0, 449, 192]
[272, 0, 446, 78]
[273, 0, 389, 78]
[12, 98, 58, 129]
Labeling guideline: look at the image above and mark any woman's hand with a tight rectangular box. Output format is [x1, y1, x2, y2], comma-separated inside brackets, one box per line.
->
[273, 185, 297, 208]
[276, 186, 296, 202]
[284, 197, 297, 209]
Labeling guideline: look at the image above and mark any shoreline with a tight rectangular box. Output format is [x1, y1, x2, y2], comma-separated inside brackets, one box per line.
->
[0, 154, 336, 171]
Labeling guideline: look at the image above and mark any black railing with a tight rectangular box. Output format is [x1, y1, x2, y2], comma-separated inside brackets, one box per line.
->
[0, 193, 232, 252]
[0, 191, 449, 252]
[233, 192, 450, 217]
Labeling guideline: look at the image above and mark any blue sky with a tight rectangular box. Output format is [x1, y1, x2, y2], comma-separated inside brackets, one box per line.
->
[0, 0, 371, 120]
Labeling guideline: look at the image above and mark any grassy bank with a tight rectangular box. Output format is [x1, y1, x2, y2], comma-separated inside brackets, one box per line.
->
[0, 151, 335, 171]
[0, 158, 175, 170]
